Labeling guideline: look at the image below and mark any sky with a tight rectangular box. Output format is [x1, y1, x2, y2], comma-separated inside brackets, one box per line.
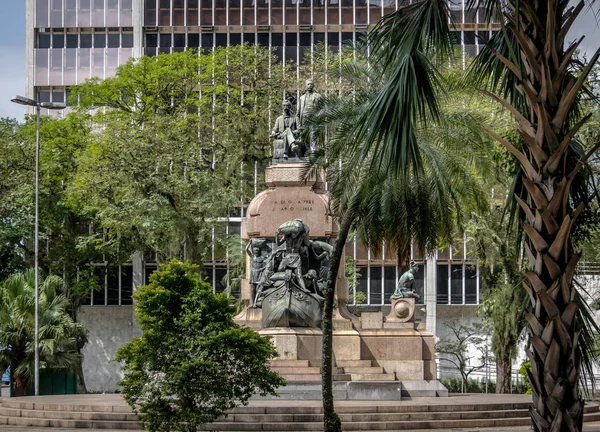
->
[0, 3, 598, 121]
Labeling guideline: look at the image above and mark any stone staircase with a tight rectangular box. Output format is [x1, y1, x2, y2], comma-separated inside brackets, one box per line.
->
[0, 395, 599, 430]
[269, 359, 395, 382]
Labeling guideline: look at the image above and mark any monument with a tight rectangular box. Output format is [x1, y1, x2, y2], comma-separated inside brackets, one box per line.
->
[235, 87, 445, 399]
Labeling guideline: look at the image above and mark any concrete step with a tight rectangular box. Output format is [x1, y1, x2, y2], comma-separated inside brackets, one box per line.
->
[341, 367, 384, 374]
[271, 367, 321, 374]
[278, 374, 322, 382]
[335, 360, 372, 368]
[269, 359, 310, 367]
[1, 415, 143, 429]
[349, 373, 395, 381]
[0, 407, 138, 421]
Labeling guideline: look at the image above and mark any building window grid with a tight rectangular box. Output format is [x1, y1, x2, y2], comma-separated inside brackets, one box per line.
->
[87, 262, 134, 306]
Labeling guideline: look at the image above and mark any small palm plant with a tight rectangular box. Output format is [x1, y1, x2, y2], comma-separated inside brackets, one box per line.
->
[0, 270, 88, 396]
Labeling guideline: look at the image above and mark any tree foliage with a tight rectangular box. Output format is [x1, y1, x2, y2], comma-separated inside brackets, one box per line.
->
[115, 260, 284, 432]
[0, 270, 88, 396]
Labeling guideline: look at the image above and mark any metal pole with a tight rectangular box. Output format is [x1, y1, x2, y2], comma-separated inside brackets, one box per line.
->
[34, 103, 40, 397]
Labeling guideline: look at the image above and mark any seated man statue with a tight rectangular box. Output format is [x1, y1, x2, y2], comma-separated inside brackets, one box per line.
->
[271, 100, 301, 161]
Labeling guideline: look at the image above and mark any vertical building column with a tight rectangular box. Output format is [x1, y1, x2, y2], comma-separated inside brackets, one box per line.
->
[26, 0, 36, 101]
[425, 255, 437, 338]
[132, 251, 145, 291]
[133, 0, 144, 58]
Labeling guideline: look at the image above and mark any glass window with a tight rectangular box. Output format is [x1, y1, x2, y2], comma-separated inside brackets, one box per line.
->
[370, 266, 382, 305]
[464, 31, 476, 45]
[94, 33, 106, 48]
[414, 264, 425, 305]
[39, 90, 51, 103]
[122, 33, 134, 48]
[174, 33, 186, 47]
[146, 33, 158, 47]
[66, 34, 78, 48]
[201, 0, 212, 25]
[145, 0, 157, 25]
[92, 47, 104, 78]
[92, 266, 106, 306]
[79, 0, 92, 26]
[256, 0, 268, 24]
[188, 33, 200, 47]
[39, 34, 51, 49]
[436, 264, 448, 304]
[314, 32, 325, 43]
[450, 264, 463, 304]
[215, 33, 227, 46]
[188, 0, 199, 25]
[299, 32, 310, 46]
[107, 266, 120, 305]
[356, 266, 368, 304]
[53, 34, 65, 49]
[285, 32, 297, 46]
[465, 265, 477, 304]
[383, 266, 396, 304]
[201, 33, 213, 48]
[144, 265, 157, 285]
[257, 32, 269, 46]
[121, 266, 133, 305]
[93, 0, 105, 26]
[214, 268, 227, 293]
[341, 31, 353, 44]
[229, 0, 241, 25]
[37, 0, 50, 27]
[64, 48, 77, 84]
[78, 48, 91, 83]
[230, 33, 241, 45]
[243, 0, 254, 25]
[271, 0, 283, 24]
[243, 33, 255, 44]
[65, 0, 77, 26]
[35, 50, 50, 86]
[327, 31, 339, 46]
[51, 0, 63, 27]
[108, 33, 120, 47]
[160, 33, 172, 47]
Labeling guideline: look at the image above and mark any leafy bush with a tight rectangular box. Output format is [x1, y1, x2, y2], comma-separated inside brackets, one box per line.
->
[116, 260, 285, 432]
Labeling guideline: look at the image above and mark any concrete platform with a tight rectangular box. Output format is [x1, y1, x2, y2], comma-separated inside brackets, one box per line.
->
[0, 394, 599, 430]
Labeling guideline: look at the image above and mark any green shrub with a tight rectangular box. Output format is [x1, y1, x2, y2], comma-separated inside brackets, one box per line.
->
[116, 260, 285, 432]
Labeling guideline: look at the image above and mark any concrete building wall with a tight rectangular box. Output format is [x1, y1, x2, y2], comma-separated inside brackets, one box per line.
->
[78, 305, 138, 393]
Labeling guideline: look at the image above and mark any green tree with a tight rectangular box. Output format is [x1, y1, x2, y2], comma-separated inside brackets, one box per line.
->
[467, 209, 526, 393]
[0, 270, 88, 396]
[115, 260, 285, 432]
[302, 55, 494, 431]
[348, 0, 600, 428]
[69, 47, 292, 264]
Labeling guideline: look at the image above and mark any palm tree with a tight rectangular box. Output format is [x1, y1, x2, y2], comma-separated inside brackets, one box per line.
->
[333, 0, 600, 429]
[0, 270, 88, 396]
[302, 57, 495, 431]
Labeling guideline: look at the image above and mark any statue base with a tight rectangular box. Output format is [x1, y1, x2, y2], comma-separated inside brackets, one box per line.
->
[385, 297, 416, 323]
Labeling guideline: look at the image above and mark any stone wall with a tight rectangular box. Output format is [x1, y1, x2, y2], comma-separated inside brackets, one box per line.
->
[78, 305, 138, 393]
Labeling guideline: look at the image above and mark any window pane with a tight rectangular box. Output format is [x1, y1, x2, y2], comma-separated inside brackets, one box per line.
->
[51, 0, 63, 27]
[80, 33, 93, 48]
[39, 33, 51, 49]
[436, 264, 448, 304]
[78, 48, 91, 83]
[188, 33, 200, 47]
[243, 32, 254, 44]
[356, 266, 368, 304]
[214, 267, 227, 293]
[107, 33, 120, 47]
[465, 265, 477, 304]
[107, 266, 119, 305]
[146, 33, 158, 47]
[35, 49, 49, 86]
[383, 266, 395, 304]
[65, 0, 77, 26]
[369, 267, 382, 305]
[215, 33, 227, 46]
[121, 266, 133, 305]
[66, 34, 78, 48]
[64, 48, 77, 84]
[53, 34, 65, 49]
[92, 266, 106, 306]
[160, 33, 172, 47]
[414, 264, 425, 305]
[174, 33, 186, 47]
[92, 47, 104, 78]
[122, 33, 133, 48]
[37, 0, 50, 27]
[94, 33, 106, 48]
[450, 264, 463, 304]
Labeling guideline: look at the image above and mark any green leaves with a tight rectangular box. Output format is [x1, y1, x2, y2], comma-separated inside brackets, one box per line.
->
[117, 260, 284, 432]
[0, 270, 87, 393]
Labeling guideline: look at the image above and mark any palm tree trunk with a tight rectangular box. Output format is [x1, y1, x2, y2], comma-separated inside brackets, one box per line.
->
[481, 1, 600, 429]
[322, 206, 354, 432]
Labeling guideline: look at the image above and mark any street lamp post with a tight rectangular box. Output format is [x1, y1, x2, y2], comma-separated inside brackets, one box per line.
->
[10, 95, 66, 396]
